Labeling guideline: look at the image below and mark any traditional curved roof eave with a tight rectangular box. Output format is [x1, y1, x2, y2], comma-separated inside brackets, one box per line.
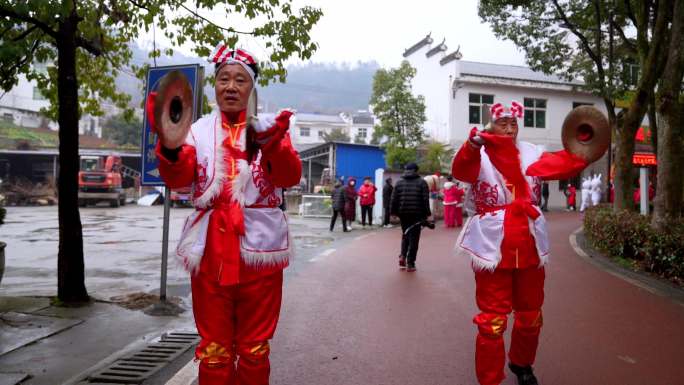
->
[403, 33, 434, 58]
[426, 39, 447, 58]
[439, 48, 462, 66]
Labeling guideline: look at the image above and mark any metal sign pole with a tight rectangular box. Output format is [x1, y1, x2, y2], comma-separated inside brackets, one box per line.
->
[160, 186, 171, 302]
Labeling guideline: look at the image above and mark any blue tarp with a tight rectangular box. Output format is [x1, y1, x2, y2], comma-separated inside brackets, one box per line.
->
[335, 143, 385, 188]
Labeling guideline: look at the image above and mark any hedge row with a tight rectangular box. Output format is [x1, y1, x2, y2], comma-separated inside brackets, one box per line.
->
[583, 205, 684, 285]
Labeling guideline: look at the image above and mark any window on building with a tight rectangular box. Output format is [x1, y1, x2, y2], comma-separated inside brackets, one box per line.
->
[357, 127, 368, 138]
[573, 102, 593, 109]
[2, 113, 13, 122]
[33, 87, 46, 101]
[300, 127, 310, 137]
[468, 93, 494, 124]
[318, 130, 324, 138]
[624, 62, 640, 87]
[523, 98, 546, 128]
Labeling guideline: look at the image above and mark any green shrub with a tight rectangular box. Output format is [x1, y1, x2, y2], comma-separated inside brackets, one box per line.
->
[584, 205, 683, 284]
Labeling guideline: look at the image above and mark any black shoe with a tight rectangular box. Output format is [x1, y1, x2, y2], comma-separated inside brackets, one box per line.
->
[406, 263, 416, 272]
[508, 364, 539, 385]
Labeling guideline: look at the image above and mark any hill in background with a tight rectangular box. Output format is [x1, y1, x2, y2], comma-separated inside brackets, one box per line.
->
[119, 44, 379, 115]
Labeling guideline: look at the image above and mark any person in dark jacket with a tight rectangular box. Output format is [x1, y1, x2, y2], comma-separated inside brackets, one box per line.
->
[330, 180, 348, 232]
[344, 178, 358, 229]
[382, 177, 394, 227]
[540, 182, 549, 211]
[390, 163, 431, 272]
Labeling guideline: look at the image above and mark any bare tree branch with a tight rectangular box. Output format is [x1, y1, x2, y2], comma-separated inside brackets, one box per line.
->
[623, 0, 637, 26]
[611, 19, 637, 54]
[75, 35, 103, 56]
[127, 0, 151, 11]
[12, 24, 39, 42]
[0, 7, 58, 40]
[0, 36, 43, 80]
[551, 0, 604, 76]
[179, 4, 256, 35]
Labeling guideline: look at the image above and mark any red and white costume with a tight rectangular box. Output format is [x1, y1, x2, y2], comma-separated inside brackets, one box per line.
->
[442, 181, 464, 227]
[152, 46, 301, 385]
[452, 102, 587, 385]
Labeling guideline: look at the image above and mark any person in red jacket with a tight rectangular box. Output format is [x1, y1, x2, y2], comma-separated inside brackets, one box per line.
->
[148, 45, 301, 385]
[442, 175, 464, 228]
[359, 177, 378, 228]
[564, 183, 577, 211]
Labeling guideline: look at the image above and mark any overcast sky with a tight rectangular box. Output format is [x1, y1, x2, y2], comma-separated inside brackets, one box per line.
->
[298, 0, 528, 67]
[139, 0, 529, 69]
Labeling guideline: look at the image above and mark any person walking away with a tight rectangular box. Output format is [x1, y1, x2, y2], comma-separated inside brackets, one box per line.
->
[344, 178, 358, 230]
[382, 177, 394, 228]
[564, 183, 577, 211]
[330, 180, 348, 232]
[390, 163, 431, 272]
[442, 175, 458, 228]
[359, 177, 378, 228]
[540, 182, 549, 212]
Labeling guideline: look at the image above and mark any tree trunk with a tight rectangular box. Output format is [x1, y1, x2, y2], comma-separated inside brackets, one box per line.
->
[612, 123, 637, 210]
[652, 0, 684, 230]
[56, 7, 88, 303]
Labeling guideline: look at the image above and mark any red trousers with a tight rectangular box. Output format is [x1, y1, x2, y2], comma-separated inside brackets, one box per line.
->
[192, 271, 283, 385]
[444, 205, 463, 227]
[473, 267, 545, 385]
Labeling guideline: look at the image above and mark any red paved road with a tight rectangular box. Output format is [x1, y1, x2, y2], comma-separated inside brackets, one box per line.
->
[271, 212, 684, 385]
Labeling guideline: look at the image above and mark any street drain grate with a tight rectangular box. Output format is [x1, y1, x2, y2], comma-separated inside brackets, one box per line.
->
[85, 331, 199, 384]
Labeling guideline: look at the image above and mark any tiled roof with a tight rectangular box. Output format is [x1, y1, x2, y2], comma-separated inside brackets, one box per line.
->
[459, 61, 582, 85]
[295, 113, 347, 124]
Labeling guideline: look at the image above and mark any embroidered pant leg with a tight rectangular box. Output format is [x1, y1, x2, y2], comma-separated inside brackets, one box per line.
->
[191, 272, 237, 385]
[443, 205, 455, 227]
[509, 267, 545, 367]
[234, 271, 284, 385]
[455, 207, 463, 227]
[474, 269, 513, 385]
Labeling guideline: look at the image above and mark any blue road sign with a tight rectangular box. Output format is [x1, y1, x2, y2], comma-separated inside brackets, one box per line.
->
[141, 64, 203, 186]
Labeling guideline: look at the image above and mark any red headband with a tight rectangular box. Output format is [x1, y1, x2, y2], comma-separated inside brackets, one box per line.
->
[210, 44, 257, 81]
[490, 101, 524, 121]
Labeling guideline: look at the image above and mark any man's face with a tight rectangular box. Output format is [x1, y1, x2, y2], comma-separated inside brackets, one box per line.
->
[364, 179, 370, 185]
[491, 117, 519, 139]
[215, 64, 253, 114]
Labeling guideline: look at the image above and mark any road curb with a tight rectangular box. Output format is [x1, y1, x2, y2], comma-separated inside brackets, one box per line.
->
[569, 227, 684, 307]
[164, 358, 197, 385]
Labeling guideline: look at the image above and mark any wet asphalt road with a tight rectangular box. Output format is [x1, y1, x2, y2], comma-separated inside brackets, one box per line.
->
[2, 207, 684, 384]
[1, 205, 349, 301]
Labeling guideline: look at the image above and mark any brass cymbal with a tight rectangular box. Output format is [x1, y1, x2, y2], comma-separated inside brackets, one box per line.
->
[561, 105, 610, 164]
[153, 70, 193, 149]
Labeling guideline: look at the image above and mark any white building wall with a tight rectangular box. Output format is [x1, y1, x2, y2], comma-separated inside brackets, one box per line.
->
[350, 123, 375, 144]
[404, 46, 455, 143]
[450, 82, 606, 150]
[0, 73, 102, 137]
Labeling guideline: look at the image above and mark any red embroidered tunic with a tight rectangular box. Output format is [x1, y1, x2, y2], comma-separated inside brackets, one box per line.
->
[157, 111, 301, 285]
